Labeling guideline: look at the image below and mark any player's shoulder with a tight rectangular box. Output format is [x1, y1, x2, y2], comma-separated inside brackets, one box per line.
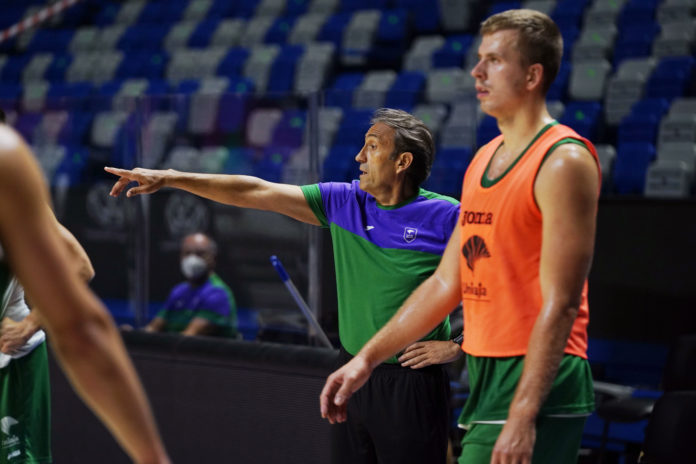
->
[536, 141, 600, 200]
[542, 142, 597, 178]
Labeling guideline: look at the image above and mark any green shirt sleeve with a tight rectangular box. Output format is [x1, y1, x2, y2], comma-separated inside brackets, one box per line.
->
[300, 184, 329, 228]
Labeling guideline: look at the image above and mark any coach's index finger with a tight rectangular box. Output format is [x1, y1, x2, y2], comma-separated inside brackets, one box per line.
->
[104, 167, 134, 197]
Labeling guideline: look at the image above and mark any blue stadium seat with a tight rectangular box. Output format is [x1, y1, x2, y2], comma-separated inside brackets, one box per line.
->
[175, 80, 201, 95]
[613, 142, 656, 194]
[217, 48, 250, 77]
[433, 35, 473, 69]
[206, 0, 236, 18]
[143, 79, 171, 97]
[618, 0, 661, 31]
[477, 115, 500, 148]
[254, 146, 295, 183]
[323, 145, 359, 182]
[58, 112, 94, 145]
[25, 29, 74, 53]
[14, 112, 42, 140]
[488, 2, 522, 19]
[286, 0, 311, 16]
[618, 98, 670, 144]
[118, 24, 170, 51]
[137, 1, 165, 24]
[559, 101, 602, 140]
[369, 9, 409, 68]
[376, 9, 408, 43]
[395, 0, 440, 33]
[44, 54, 72, 82]
[340, 0, 387, 12]
[267, 45, 304, 94]
[96, 80, 124, 98]
[46, 82, 93, 110]
[560, 25, 581, 61]
[333, 108, 372, 146]
[325, 73, 365, 109]
[0, 83, 21, 102]
[271, 109, 306, 148]
[384, 71, 425, 110]
[188, 18, 220, 48]
[613, 22, 660, 66]
[0, 56, 30, 83]
[93, 2, 121, 26]
[547, 60, 571, 102]
[216, 92, 251, 134]
[436, 146, 472, 171]
[551, 0, 590, 31]
[317, 13, 351, 48]
[234, 0, 262, 19]
[265, 16, 297, 44]
[223, 147, 256, 175]
[425, 146, 471, 196]
[116, 51, 168, 79]
[52, 145, 88, 186]
[645, 56, 695, 101]
[228, 77, 254, 94]
[138, 1, 184, 25]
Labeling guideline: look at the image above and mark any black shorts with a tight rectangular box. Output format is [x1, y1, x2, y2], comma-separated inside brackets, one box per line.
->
[330, 348, 450, 464]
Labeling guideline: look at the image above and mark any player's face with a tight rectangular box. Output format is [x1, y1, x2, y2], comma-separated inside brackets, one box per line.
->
[355, 122, 399, 196]
[470, 29, 529, 118]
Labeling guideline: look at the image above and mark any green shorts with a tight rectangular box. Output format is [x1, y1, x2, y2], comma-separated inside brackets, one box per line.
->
[0, 342, 51, 464]
[458, 416, 587, 464]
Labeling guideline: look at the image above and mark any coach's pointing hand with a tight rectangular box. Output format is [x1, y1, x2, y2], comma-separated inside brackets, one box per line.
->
[105, 167, 169, 198]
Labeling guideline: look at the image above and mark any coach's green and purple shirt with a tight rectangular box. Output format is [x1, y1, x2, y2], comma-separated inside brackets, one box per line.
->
[302, 181, 460, 363]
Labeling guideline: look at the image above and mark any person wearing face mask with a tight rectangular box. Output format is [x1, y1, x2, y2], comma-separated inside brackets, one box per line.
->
[145, 232, 237, 338]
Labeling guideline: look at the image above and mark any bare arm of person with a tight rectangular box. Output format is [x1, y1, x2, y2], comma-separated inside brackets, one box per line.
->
[0, 128, 170, 464]
[12, 214, 97, 342]
[491, 143, 599, 464]
[105, 167, 320, 226]
[54, 216, 95, 281]
[144, 317, 166, 333]
[320, 222, 462, 423]
[180, 317, 216, 336]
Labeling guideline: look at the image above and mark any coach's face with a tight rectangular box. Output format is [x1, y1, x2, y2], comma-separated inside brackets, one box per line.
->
[355, 122, 400, 198]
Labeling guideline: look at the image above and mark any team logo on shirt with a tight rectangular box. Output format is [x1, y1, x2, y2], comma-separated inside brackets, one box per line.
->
[461, 235, 491, 271]
[403, 227, 418, 243]
[0, 416, 20, 451]
[0, 417, 17, 436]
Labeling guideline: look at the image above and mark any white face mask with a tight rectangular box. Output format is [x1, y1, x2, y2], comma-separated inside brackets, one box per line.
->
[180, 254, 208, 280]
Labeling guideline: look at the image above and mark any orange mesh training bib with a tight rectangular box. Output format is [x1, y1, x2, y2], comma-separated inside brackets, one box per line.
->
[459, 123, 599, 358]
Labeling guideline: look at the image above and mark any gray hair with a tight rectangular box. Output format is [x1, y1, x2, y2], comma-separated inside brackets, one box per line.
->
[371, 108, 435, 188]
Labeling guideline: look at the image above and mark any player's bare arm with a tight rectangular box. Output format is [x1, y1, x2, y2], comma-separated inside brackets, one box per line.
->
[0, 128, 170, 464]
[492, 143, 599, 464]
